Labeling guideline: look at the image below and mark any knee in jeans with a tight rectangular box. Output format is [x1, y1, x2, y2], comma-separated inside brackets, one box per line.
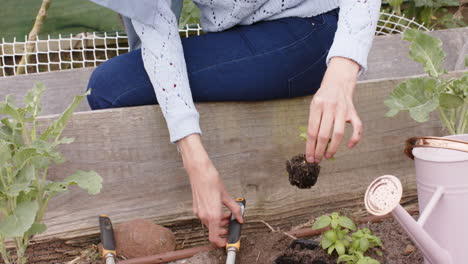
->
[87, 62, 113, 109]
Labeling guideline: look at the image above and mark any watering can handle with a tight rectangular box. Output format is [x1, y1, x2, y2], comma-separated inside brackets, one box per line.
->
[405, 136, 468, 160]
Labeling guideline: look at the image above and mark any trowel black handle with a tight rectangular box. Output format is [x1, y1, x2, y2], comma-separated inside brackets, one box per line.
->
[99, 215, 116, 257]
[226, 198, 246, 251]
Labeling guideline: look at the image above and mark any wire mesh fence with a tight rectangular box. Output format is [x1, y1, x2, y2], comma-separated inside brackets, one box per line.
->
[0, 13, 428, 78]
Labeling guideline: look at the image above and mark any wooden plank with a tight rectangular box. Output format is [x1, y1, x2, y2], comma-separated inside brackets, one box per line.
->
[33, 72, 462, 246]
[1, 28, 466, 116]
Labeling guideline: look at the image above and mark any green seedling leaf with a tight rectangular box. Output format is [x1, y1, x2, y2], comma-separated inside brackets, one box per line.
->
[63, 170, 102, 195]
[321, 236, 333, 249]
[338, 216, 356, 230]
[360, 237, 370, 252]
[0, 200, 38, 238]
[313, 215, 331, 230]
[403, 29, 445, 78]
[385, 78, 438, 122]
[439, 93, 464, 108]
[40, 91, 89, 141]
[327, 245, 335, 255]
[324, 230, 338, 242]
[331, 219, 338, 229]
[26, 222, 47, 236]
[335, 241, 346, 256]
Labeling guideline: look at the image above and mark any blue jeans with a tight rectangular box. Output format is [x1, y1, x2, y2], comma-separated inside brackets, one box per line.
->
[87, 9, 338, 109]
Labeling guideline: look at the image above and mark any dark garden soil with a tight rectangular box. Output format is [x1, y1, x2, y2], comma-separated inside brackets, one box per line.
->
[172, 217, 423, 264]
[286, 154, 321, 189]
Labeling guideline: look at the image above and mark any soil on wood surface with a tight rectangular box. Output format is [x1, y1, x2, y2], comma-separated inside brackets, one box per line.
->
[286, 154, 321, 189]
[171, 217, 423, 264]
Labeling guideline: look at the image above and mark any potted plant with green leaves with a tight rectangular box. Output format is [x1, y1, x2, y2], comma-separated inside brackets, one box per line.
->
[0, 83, 102, 264]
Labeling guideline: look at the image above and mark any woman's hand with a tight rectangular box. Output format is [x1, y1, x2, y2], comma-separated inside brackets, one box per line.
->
[306, 57, 362, 163]
[178, 134, 244, 247]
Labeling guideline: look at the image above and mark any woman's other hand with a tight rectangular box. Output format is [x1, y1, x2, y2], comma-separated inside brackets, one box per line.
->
[177, 134, 244, 247]
[306, 57, 362, 163]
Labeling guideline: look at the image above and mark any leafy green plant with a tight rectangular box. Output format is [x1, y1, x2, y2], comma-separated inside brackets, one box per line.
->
[0, 82, 102, 264]
[312, 212, 382, 264]
[385, 29, 468, 135]
[312, 212, 356, 256]
[349, 228, 383, 255]
[338, 252, 381, 264]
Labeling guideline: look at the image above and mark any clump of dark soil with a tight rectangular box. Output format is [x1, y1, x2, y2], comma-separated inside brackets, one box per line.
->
[286, 154, 321, 188]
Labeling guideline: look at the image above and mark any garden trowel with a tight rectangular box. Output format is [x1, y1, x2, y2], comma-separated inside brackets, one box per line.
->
[225, 197, 246, 264]
[99, 215, 117, 264]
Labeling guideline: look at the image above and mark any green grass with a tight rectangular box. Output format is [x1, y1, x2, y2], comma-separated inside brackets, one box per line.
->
[0, 0, 124, 42]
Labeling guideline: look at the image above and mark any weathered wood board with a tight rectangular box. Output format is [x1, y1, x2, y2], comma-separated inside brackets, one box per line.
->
[34, 71, 460, 246]
[0, 28, 466, 116]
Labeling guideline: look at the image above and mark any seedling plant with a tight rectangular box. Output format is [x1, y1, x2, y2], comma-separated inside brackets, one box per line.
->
[0, 83, 102, 264]
[312, 212, 383, 264]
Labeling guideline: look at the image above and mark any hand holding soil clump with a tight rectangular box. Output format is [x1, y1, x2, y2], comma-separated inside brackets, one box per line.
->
[286, 154, 321, 189]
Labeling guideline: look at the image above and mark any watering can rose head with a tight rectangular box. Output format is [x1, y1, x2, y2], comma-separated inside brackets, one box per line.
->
[0, 82, 102, 264]
[384, 29, 468, 135]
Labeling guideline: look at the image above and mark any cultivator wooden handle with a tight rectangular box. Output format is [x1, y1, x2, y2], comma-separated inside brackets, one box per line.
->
[99, 215, 117, 264]
[226, 197, 246, 264]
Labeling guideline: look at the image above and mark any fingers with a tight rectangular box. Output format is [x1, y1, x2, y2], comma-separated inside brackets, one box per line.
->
[326, 108, 346, 159]
[306, 103, 323, 163]
[207, 212, 226, 247]
[222, 192, 244, 224]
[347, 109, 363, 148]
[314, 107, 334, 163]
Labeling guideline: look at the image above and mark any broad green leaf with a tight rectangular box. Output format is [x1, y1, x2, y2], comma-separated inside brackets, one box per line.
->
[338, 216, 356, 230]
[40, 91, 88, 141]
[0, 141, 12, 166]
[321, 236, 333, 249]
[403, 29, 445, 77]
[335, 241, 346, 256]
[45, 181, 69, 194]
[63, 170, 102, 195]
[385, 78, 438, 122]
[360, 237, 370, 252]
[338, 255, 355, 263]
[312, 215, 331, 230]
[439, 93, 464, 108]
[324, 230, 338, 242]
[327, 245, 335, 255]
[0, 200, 38, 238]
[26, 222, 46, 236]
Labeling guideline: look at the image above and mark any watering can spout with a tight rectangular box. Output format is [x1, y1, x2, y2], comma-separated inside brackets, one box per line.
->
[365, 175, 452, 264]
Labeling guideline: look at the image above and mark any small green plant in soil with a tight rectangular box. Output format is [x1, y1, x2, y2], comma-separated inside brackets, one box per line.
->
[385, 29, 468, 135]
[312, 212, 383, 264]
[0, 82, 103, 264]
[286, 127, 321, 189]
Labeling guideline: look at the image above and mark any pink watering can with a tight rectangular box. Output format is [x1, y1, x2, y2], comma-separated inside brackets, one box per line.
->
[364, 134, 468, 264]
